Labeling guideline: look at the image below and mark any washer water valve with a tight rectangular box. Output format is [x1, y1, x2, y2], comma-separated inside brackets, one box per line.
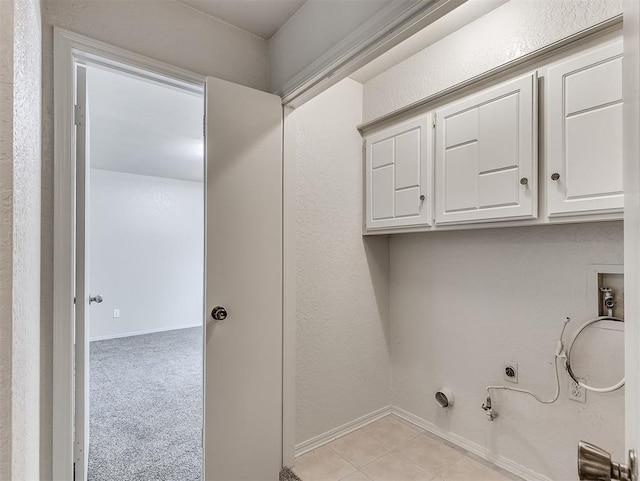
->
[482, 396, 498, 421]
[601, 287, 615, 317]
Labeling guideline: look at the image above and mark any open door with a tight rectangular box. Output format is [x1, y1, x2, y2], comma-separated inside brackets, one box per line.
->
[204, 77, 283, 480]
[74, 63, 91, 481]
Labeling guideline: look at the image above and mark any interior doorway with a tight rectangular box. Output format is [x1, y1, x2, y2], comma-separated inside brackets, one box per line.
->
[78, 62, 205, 481]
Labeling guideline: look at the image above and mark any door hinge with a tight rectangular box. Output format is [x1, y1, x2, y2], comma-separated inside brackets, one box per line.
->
[73, 462, 76, 481]
[74, 104, 83, 127]
[203, 115, 206, 138]
[432, 114, 436, 128]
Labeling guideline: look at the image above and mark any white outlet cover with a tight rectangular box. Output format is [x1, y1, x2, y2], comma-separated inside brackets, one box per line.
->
[113, 309, 120, 318]
[569, 378, 587, 403]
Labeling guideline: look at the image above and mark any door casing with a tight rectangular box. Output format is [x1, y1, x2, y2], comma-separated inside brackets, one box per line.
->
[52, 28, 207, 480]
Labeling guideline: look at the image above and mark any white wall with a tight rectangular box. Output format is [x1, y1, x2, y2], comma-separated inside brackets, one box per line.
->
[291, 79, 392, 445]
[391, 224, 624, 480]
[89, 169, 203, 341]
[39, 4, 268, 477]
[0, 0, 42, 479]
[362, 0, 623, 122]
[360, 1, 625, 479]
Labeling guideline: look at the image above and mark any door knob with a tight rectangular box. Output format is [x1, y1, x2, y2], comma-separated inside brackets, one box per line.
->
[89, 294, 103, 305]
[578, 441, 637, 481]
[211, 306, 228, 321]
[551, 172, 561, 181]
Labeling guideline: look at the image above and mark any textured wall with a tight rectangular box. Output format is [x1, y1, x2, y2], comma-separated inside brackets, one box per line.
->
[363, 0, 624, 122]
[0, 0, 42, 479]
[390, 224, 624, 480]
[292, 79, 392, 445]
[12, 0, 42, 476]
[0, 1, 14, 478]
[89, 170, 203, 341]
[39, 4, 268, 478]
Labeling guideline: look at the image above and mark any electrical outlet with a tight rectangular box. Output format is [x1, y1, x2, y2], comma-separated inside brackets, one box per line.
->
[569, 378, 586, 403]
[504, 361, 518, 383]
[113, 309, 120, 318]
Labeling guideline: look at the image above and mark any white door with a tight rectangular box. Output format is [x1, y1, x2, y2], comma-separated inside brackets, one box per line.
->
[204, 77, 283, 480]
[365, 114, 432, 231]
[546, 38, 624, 217]
[434, 73, 537, 225]
[74, 63, 90, 481]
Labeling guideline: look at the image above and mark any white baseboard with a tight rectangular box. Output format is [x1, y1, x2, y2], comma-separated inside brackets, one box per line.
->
[391, 406, 552, 481]
[89, 324, 202, 342]
[294, 405, 393, 457]
[293, 405, 551, 481]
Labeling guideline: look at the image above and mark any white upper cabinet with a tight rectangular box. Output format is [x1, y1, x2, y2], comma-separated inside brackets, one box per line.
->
[365, 114, 432, 230]
[434, 73, 537, 225]
[546, 39, 623, 217]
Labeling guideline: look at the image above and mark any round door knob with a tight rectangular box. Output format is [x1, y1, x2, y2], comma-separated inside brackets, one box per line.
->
[551, 173, 560, 181]
[89, 294, 103, 304]
[520, 177, 528, 186]
[419, 194, 425, 201]
[211, 306, 228, 321]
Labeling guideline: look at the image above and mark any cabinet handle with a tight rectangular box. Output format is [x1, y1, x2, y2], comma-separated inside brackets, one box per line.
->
[520, 177, 528, 186]
[551, 173, 560, 181]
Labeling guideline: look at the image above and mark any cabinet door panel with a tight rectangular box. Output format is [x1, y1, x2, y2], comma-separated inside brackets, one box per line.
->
[365, 114, 432, 230]
[435, 73, 537, 224]
[395, 130, 421, 189]
[372, 138, 394, 169]
[547, 39, 623, 216]
[372, 166, 394, 220]
[565, 103, 623, 200]
[395, 187, 421, 217]
[445, 109, 477, 148]
[445, 143, 478, 212]
[478, 94, 518, 173]
[565, 56, 623, 115]
[478, 169, 519, 209]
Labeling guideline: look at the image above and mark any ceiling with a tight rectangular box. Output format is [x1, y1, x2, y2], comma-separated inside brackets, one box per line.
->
[177, 0, 307, 39]
[87, 65, 204, 183]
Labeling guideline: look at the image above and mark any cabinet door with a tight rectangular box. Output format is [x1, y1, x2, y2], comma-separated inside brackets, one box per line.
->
[546, 39, 623, 216]
[434, 73, 537, 225]
[365, 114, 432, 230]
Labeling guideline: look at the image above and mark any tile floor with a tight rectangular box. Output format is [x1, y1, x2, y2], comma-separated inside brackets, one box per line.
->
[293, 415, 521, 481]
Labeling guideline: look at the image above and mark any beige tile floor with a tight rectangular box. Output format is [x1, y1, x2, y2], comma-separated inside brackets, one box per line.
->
[293, 415, 521, 481]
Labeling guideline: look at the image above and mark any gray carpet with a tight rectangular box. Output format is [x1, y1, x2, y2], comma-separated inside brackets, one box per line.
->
[88, 327, 203, 481]
[279, 467, 302, 481]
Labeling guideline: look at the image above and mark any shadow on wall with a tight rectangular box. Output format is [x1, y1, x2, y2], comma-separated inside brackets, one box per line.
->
[364, 235, 391, 351]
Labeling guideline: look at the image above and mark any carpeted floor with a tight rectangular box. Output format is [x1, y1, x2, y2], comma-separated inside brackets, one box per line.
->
[88, 327, 203, 481]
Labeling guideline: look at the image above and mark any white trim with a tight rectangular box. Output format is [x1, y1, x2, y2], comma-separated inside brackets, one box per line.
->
[53, 28, 205, 481]
[279, 0, 465, 107]
[623, 0, 640, 456]
[89, 324, 202, 342]
[294, 406, 393, 457]
[282, 106, 297, 467]
[391, 407, 551, 481]
[293, 406, 550, 481]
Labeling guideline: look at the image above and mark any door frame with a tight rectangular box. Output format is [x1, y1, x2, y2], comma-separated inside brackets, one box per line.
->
[52, 28, 205, 480]
[623, 0, 640, 456]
